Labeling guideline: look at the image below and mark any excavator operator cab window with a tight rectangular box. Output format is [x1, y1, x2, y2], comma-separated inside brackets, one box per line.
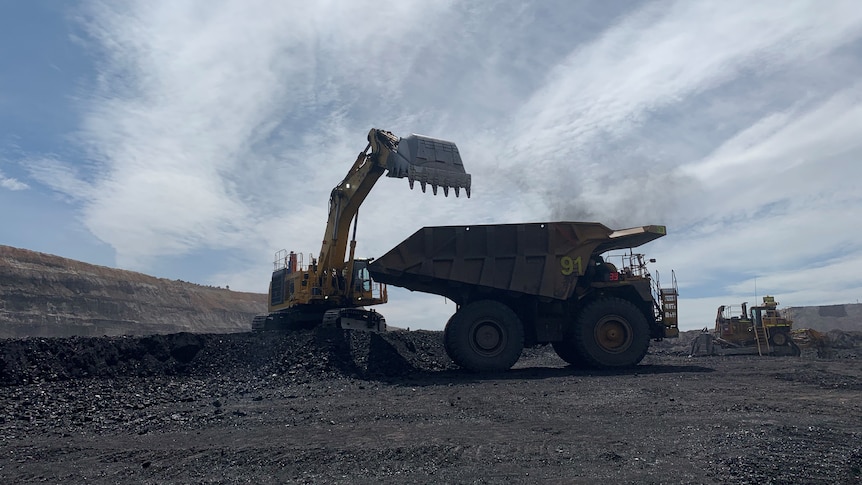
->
[353, 261, 373, 292]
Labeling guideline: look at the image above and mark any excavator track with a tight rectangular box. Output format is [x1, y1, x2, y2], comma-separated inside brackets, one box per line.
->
[251, 308, 327, 332]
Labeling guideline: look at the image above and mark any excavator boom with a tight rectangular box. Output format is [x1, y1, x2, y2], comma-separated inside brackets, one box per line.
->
[319, 129, 470, 272]
[253, 128, 470, 332]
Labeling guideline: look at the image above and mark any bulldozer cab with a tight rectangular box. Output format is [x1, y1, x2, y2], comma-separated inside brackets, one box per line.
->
[715, 303, 753, 341]
[718, 303, 750, 322]
[750, 296, 791, 331]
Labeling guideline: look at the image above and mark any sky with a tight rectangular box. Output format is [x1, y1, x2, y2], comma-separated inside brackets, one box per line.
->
[2, 0, 862, 332]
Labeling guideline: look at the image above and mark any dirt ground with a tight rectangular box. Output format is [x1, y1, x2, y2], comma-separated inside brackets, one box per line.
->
[1, 328, 860, 484]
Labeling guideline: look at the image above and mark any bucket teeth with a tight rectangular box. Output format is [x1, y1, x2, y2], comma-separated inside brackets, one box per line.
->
[407, 166, 471, 197]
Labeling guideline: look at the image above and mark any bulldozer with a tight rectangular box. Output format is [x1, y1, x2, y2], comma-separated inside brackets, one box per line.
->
[252, 128, 471, 332]
[690, 295, 800, 356]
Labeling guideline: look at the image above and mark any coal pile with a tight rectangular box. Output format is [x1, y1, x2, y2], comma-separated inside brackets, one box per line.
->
[3, 327, 861, 483]
[0, 328, 455, 387]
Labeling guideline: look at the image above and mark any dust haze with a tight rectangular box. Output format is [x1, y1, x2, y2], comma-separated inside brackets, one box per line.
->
[507, 157, 699, 228]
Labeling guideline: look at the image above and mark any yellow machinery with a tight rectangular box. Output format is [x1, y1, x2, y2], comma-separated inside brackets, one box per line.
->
[252, 128, 471, 331]
[691, 296, 800, 356]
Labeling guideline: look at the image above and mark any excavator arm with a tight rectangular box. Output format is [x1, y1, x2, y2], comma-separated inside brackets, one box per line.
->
[253, 128, 470, 332]
[316, 128, 471, 280]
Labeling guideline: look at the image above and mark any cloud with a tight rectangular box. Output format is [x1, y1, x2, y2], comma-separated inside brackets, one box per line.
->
[0, 171, 28, 191]
[46, 0, 473, 270]
[664, 83, 862, 296]
[486, 1, 862, 226]
[10, 0, 862, 331]
[27, 157, 92, 199]
[682, 84, 862, 187]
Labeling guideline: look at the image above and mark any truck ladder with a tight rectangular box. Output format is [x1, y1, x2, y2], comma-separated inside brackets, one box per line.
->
[659, 288, 679, 336]
[753, 324, 771, 356]
[656, 270, 679, 338]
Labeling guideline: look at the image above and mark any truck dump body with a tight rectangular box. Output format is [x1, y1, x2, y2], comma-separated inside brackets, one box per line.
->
[368, 222, 667, 304]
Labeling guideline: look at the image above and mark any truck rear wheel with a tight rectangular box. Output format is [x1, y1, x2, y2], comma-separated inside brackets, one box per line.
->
[444, 300, 524, 372]
[573, 298, 650, 369]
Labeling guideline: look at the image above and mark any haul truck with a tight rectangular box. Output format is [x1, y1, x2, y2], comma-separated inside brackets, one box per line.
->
[368, 222, 679, 371]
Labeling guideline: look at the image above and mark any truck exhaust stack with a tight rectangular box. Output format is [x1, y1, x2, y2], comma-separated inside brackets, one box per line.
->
[384, 134, 471, 198]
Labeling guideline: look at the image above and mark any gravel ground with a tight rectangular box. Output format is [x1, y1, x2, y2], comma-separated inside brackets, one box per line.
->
[1, 328, 860, 484]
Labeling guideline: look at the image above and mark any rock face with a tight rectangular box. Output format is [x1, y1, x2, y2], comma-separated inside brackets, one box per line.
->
[788, 303, 862, 332]
[0, 245, 266, 338]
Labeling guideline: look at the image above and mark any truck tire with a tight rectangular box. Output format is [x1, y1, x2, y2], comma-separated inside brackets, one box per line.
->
[444, 300, 524, 372]
[573, 298, 650, 369]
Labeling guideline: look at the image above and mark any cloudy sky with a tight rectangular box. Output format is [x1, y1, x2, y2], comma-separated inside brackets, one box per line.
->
[2, 0, 861, 331]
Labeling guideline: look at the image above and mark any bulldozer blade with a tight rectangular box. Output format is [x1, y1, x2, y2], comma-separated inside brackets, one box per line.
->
[385, 134, 471, 197]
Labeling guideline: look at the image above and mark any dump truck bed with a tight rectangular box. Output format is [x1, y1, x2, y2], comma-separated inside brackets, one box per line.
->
[368, 222, 666, 303]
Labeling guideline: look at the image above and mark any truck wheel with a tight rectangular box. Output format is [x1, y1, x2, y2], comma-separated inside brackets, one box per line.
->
[444, 300, 524, 372]
[551, 340, 588, 368]
[573, 298, 650, 369]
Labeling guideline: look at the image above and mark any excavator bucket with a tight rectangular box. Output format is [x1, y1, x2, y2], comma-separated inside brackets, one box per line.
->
[385, 134, 472, 197]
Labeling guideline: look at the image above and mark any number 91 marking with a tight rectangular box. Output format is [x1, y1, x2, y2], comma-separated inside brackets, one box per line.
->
[560, 256, 583, 276]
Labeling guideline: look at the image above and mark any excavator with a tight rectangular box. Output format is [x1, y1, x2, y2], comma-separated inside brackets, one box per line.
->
[252, 128, 471, 331]
[690, 295, 800, 356]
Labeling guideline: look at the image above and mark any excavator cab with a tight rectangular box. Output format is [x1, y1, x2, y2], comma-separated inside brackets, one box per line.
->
[349, 259, 385, 303]
[352, 260, 373, 293]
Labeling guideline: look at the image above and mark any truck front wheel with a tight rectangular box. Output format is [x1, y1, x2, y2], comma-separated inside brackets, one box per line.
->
[573, 298, 650, 369]
[444, 300, 524, 372]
